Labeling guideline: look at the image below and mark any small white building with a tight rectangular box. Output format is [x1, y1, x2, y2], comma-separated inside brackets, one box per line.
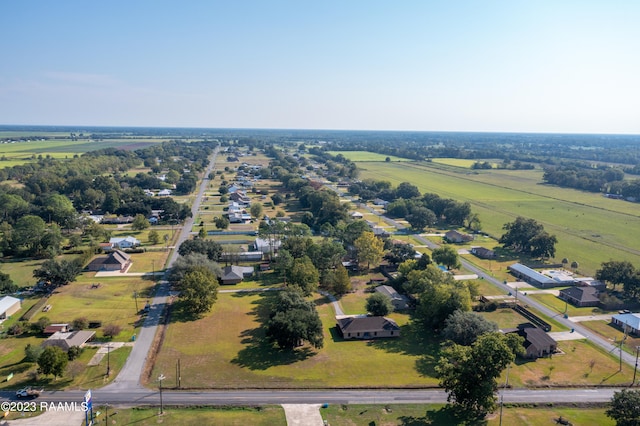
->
[109, 236, 141, 249]
[0, 296, 21, 320]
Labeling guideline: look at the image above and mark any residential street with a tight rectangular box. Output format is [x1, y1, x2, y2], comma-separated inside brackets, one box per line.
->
[104, 148, 219, 391]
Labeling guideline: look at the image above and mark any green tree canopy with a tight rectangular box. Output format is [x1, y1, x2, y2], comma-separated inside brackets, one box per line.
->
[132, 214, 150, 230]
[436, 332, 524, 416]
[607, 389, 640, 426]
[179, 266, 219, 316]
[354, 231, 384, 270]
[266, 289, 323, 350]
[442, 310, 499, 346]
[432, 246, 461, 270]
[38, 346, 68, 379]
[417, 280, 472, 331]
[366, 292, 393, 316]
[33, 258, 82, 289]
[286, 256, 320, 296]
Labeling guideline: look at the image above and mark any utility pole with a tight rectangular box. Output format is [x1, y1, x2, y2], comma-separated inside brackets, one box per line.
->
[158, 374, 166, 415]
[499, 363, 511, 426]
[634, 346, 640, 386]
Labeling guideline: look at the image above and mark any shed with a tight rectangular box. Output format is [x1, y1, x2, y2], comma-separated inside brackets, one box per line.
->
[0, 296, 21, 320]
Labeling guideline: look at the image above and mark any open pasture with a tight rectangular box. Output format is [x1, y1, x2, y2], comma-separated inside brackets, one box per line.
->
[151, 292, 438, 389]
[327, 150, 411, 162]
[358, 161, 640, 275]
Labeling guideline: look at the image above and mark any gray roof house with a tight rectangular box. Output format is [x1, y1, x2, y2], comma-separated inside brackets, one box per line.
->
[42, 330, 96, 351]
[374, 285, 409, 310]
[611, 313, 640, 335]
[503, 323, 557, 359]
[220, 265, 254, 285]
[336, 315, 400, 340]
[444, 230, 473, 243]
[558, 286, 600, 307]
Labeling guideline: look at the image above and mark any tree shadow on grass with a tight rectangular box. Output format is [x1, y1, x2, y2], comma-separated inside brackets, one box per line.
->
[399, 405, 488, 426]
[369, 322, 441, 377]
[230, 291, 316, 370]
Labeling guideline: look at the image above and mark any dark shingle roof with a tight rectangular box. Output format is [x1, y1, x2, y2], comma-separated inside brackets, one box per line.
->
[337, 316, 399, 334]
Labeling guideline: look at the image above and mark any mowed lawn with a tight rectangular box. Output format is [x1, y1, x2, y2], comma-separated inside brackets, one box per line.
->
[29, 275, 155, 341]
[151, 292, 439, 389]
[358, 161, 640, 275]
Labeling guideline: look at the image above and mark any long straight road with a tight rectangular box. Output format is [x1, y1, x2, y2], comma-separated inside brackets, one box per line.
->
[105, 147, 219, 391]
[362, 199, 638, 369]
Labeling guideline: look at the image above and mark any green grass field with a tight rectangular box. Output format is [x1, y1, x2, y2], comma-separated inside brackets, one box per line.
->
[151, 292, 439, 389]
[327, 151, 411, 162]
[322, 403, 613, 426]
[358, 160, 640, 275]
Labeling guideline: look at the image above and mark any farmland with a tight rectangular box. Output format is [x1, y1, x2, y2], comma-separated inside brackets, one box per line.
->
[357, 160, 640, 275]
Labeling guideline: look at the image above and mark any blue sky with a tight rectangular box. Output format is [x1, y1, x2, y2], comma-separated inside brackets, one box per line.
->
[1, 1, 639, 133]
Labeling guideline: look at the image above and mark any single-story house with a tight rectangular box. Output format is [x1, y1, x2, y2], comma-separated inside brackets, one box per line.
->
[86, 250, 132, 272]
[44, 323, 70, 335]
[220, 251, 263, 262]
[229, 191, 251, 205]
[336, 315, 400, 340]
[611, 313, 640, 335]
[373, 198, 389, 207]
[0, 296, 21, 320]
[503, 323, 557, 359]
[351, 212, 364, 219]
[558, 286, 600, 307]
[470, 246, 496, 259]
[444, 230, 473, 243]
[101, 215, 134, 224]
[254, 238, 282, 254]
[42, 330, 95, 351]
[374, 285, 409, 310]
[508, 263, 569, 288]
[220, 265, 254, 285]
[109, 236, 140, 249]
[157, 189, 172, 197]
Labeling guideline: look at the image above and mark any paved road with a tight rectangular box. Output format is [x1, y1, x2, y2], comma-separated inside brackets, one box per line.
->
[360, 200, 638, 369]
[104, 147, 219, 391]
[0, 387, 623, 407]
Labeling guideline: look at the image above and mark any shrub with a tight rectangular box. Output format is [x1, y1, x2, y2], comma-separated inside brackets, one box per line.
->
[72, 317, 88, 330]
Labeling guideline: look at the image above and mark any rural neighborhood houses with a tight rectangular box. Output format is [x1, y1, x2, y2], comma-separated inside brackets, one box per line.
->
[611, 312, 640, 336]
[42, 330, 96, 351]
[558, 286, 600, 308]
[375, 285, 409, 310]
[503, 323, 558, 359]
[336, 315, 401, 340]
[444, 230, 473, 243]
[108, 236, 141, 250]
[0, 295, 21, 320]
[220, 265, 254, 285]
[86, 250, 132, 272]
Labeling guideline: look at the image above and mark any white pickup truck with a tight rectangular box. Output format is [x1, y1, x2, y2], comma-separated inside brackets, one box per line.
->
[15, 387, 42, 399]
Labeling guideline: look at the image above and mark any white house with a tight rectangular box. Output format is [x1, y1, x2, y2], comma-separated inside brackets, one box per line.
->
[0, 296, 21, 320]
[254, 237, 282, 254]
[109, 236, 141, 249]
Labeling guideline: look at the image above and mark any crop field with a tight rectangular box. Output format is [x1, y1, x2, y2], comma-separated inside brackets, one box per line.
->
[358, 160, 640, 275]
[0, 138, 166, 168]
[327, 151, 411, 162]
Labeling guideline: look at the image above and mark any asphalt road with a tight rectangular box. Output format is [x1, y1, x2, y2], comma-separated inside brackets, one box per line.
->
[0, 387, 621, 407]
[361, 203, 638, 369]
[104, 148, 219, 391]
